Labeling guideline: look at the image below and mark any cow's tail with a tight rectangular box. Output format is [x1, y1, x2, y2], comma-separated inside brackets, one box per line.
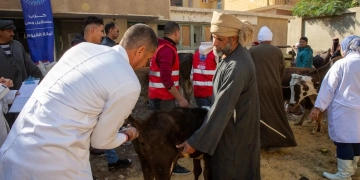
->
[127, 114, 143, 129]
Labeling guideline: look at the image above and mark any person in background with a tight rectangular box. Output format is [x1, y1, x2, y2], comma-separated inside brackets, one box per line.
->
[0, 19, 43, 128]
[192, 41, 216, 108]
[310, 35, 360, 180]
[71, 16, 104, 47]
[295, 37, 313, 68]
[0, 77, 15, 147]
[99, 20, 132, 171]
[0, 24, 158, 180]
[148, 21, 190, 175]
[71, 16, 108, 160]
[250, 26, 297, 152]
[101, 21, 120, 47]
[292, 42, 299, 54]
[330, 37, 343, 62]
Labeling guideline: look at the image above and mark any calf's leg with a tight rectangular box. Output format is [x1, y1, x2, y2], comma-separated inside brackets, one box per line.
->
[312, 111, 323, 134]
[294, 108, 310, 126]
[193, 159, 202, 180]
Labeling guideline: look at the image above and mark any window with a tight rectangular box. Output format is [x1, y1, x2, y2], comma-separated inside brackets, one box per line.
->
[127, 21, 146, 29]
[170, 0, 183, 6]
[181, 25, 191, 47]
[217, 0, 222, 9]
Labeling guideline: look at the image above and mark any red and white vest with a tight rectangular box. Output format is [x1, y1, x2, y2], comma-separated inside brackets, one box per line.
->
[192, 50, 216, 98]
[148, 44, 180, 100]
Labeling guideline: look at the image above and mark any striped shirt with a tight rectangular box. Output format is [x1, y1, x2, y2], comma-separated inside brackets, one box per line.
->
[0, 44, 11, 57]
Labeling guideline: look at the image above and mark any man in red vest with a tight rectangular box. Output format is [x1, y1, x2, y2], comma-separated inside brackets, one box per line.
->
[148, 21, 190, 175]
[192, 41, 217, 107]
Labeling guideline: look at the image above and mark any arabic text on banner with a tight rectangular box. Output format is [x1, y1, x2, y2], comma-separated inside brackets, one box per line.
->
[20, 0, 55, 64]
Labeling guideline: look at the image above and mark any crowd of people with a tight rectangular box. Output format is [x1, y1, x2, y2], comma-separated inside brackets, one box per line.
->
[0, 10, 359, 180]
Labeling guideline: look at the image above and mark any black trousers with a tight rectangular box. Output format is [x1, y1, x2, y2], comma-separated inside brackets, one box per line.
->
[335, 142, 360, 160]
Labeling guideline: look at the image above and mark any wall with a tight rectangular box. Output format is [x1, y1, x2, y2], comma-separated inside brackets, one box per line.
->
[170, 7, 292, 49]
[224, 0, 269, 11]
[288, 7, 360, 52]
[1, 0, 170, 19]
[255, 17, 288, 46]
[287, 17, 302, 47]
[170, 7, 260, 25]
[193, 1, 213, 9]
[223, 0, 300, 11]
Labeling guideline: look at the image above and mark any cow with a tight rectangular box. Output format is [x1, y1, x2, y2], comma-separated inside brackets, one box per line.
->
[312, 48, 331, 69]
[282, 67, 314, 123]
[128, 107, 208, 180]
[134, 67, 150, 104]
[178, 52, 194, 103]
[288, 61, 332, 133]
[283, 49, 331, 129]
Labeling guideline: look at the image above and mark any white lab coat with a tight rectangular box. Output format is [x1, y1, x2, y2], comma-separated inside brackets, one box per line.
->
[0, 43, 141, 180]
[0, 85, 16, 147]
[315, 53, 360, 143]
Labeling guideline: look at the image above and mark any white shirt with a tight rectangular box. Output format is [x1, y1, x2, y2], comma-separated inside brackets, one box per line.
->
[0, 43, 141, 179]
[315, 53, 360, 143]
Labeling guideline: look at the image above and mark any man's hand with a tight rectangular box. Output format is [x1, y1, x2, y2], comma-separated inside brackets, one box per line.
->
[120, 124, 139, 141]
[176, 141, 196, 154]
[310, 107, 321, 121]
[178, 97, 189, 107]
[167, 86, 190, 107]
[2, 78, 13, 88]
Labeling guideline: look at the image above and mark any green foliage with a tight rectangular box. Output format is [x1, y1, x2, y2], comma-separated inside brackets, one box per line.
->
[292, 0, 360, 18]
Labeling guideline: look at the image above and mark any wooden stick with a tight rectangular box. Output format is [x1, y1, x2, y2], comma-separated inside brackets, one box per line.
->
[260, 120, 287, 139]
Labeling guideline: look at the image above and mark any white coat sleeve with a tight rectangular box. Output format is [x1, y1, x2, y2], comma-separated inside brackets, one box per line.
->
[3, 90, 17, 104]
[314, 63, 342, 111]
[0, 84, 10, 100]
[90, 81, 141, 149]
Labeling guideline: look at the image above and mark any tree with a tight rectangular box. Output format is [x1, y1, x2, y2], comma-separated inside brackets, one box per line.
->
[292, 0, 360, 18]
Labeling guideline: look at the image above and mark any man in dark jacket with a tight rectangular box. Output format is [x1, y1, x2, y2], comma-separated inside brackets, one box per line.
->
[0, 19, 43, 127]
[296, 37, 313, 68]
[101, 22, 119, 47]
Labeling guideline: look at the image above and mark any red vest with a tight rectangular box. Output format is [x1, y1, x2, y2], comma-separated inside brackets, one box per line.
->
[192, 50, 216, 98]
[148, 44, 180, 100]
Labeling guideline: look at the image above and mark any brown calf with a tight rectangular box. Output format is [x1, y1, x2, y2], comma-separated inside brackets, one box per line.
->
[128, 107, 209, 180]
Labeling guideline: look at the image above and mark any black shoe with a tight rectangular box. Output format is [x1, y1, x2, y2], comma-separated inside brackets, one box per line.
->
[90, 148, 105, 156]
[108, 159, 132, 172]
[172, 163, 191, 175]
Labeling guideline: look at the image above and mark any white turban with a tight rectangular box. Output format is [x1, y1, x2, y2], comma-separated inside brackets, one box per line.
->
[258, 26, 273, 42]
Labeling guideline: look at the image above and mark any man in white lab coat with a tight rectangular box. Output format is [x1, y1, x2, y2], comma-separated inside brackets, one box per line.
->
[0, 24, 158, 180]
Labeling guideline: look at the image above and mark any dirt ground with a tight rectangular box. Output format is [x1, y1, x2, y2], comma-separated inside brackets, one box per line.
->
[90, 97, 360, 180]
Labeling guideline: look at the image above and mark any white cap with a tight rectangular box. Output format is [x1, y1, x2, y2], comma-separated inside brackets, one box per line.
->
[258, 26, 273, 42]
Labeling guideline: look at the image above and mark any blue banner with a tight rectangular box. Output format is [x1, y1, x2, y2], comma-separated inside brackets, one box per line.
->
[20, 0, 54, 64]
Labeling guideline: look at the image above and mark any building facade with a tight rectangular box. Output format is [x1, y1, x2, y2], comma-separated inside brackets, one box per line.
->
[1, 0, 293, 59]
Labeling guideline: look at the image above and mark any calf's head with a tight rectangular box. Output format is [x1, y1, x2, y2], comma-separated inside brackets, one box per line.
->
[127, 108, 208, 179]
[289, 74, 318, 106]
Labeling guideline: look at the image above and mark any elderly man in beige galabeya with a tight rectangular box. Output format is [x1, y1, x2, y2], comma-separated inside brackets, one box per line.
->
[177, 11, 261, 179]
